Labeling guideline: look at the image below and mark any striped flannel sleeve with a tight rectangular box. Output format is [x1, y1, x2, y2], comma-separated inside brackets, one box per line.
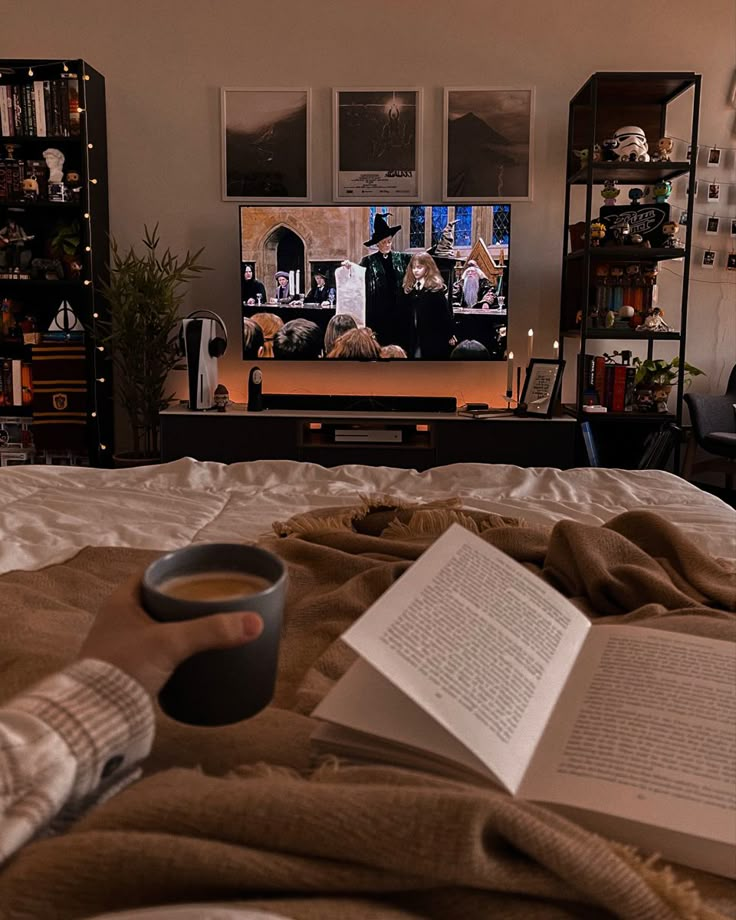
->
[0, 659, 155, 863]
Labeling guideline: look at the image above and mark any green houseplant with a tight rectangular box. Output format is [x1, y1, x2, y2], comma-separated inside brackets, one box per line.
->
[632, 356, 705, 412]
[96, 225, 210, 461]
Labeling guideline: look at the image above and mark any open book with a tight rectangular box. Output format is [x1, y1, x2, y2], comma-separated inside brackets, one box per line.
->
[312, 524, 736, 879]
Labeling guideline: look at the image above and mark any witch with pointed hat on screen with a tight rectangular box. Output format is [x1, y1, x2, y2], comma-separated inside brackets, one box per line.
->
[359, 213, 411, 349]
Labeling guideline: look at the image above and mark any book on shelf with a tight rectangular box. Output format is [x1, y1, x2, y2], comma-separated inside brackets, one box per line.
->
[312, 523, 736, 879]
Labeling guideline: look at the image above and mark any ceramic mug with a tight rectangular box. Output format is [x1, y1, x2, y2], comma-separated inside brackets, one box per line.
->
[142, 543, 288, 727]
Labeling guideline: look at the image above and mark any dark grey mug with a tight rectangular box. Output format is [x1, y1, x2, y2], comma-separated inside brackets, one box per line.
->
[141, 543, 288, 727]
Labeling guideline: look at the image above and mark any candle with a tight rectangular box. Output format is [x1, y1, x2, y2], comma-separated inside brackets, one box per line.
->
[527, 328, 534, 364]
[288, 271, 295, 295]
[553, 340, 559, 358]
[295, 269, 300, 294]
[506, 351, 514, 394]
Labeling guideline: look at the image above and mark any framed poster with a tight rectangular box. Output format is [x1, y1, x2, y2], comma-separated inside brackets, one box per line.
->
[520, 359, 564, 417]
[443, 87, 534, 202]
[333, 87, 422, 201]
[221, 87, 311, 201]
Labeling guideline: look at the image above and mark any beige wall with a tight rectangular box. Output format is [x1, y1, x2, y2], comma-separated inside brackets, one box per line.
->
[4, 0, 735, 420]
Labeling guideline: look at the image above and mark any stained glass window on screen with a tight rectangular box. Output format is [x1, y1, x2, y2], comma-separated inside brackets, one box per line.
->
[409, 206, 425, 248]
[492, 205, 510, 246]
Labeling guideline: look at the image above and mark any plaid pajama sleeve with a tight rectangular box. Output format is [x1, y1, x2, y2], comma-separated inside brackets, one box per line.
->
[0, 659, 155, 862]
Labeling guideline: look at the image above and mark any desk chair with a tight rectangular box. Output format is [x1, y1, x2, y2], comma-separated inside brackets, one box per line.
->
[683, 365, 736, 490]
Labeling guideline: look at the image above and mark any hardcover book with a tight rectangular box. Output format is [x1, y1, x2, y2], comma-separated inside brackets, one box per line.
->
[312, 523, 736, 879]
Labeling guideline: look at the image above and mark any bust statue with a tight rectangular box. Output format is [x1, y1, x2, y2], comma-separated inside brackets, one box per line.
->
[42, 148, 66, 184]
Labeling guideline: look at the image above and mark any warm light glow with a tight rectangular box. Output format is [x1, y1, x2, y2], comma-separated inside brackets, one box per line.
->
[83, 74, 90, 80]
[553, 340, 559, 350]
[96, 377, 105, 383]
[28, 68, 33, 76]
[84, 279, 91, 285]
[527, 328, 533, 337]
[92, 312, 99, 318]
[63, 62, 69, 72]
[508, 351, 514, 360]
[90, 178, 98, 184]
[97, 345, 104, 351]
[99, 443, 107, 450]
[78, 107, 85, 113]
[91, 411, 97, 418]
[88, 143, 93, 149]
[85, 245, 91, 252]
[84, 212, 90, 219]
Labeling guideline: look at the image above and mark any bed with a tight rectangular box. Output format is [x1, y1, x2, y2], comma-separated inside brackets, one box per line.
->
[0, 458, 734, 919]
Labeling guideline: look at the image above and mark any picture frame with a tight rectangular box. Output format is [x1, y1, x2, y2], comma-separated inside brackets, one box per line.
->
[520, 358, 565, 418]
[706, 146, 721, 167]
[702, 249, 716, 269]
[443, 87, 534, 202]
[221, 87, 311, 202]
[707, 182, 721, 202]
[705, 216, 720, 235]
[332, 87, 422, 202]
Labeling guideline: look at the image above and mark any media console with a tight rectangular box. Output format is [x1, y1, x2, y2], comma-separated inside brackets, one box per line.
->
[160, 406, 576, 470]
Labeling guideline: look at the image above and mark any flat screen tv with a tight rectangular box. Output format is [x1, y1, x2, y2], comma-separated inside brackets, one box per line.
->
[239, 204, 510, 361]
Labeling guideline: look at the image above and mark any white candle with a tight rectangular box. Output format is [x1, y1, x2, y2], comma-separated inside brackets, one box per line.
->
[506, 351, 514, 393]
[296, 269, 300, 294]
[288, 271, 295, 295]
[553, 340, 559, 358]
[527, 328, 534, 363]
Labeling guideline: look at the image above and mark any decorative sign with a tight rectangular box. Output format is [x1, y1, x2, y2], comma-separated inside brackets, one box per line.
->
[599, 204, 670, 247]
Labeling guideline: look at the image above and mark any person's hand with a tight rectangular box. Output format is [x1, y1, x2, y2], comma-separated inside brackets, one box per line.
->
[79, 575, 263, 698]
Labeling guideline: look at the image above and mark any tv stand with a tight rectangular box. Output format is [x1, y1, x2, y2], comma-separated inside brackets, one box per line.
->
[261, 394, 457, 413]
[160, 406, 576, 469]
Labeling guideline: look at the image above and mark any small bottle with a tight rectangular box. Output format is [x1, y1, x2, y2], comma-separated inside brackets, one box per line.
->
[247, 366, 263, 412]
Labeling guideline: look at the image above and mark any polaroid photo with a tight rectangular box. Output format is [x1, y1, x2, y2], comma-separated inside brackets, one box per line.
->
[727, 253, 736, 271]
[707, 183, 721, 202]
[730, 218, 736, 237]
[679, 210, 689, 227]
[705, 216, 720, 235]
[706, 147, 722, 167]
[702, 249, 716, 268]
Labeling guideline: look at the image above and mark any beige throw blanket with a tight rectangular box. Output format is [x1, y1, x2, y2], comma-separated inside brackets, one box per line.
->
[0, 500, 734, 920]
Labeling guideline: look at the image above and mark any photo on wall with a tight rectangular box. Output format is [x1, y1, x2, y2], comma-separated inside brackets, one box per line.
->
[221, 88, 311, 201]
[333, 88, 422, 202]
[443, 87, 534, 202]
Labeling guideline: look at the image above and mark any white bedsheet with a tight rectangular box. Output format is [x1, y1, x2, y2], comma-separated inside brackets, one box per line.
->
[0, 459, 733, 575]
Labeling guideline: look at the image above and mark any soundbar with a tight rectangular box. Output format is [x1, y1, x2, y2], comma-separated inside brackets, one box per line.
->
[261, 394, 456, 412]
[334, 429, 403, 443]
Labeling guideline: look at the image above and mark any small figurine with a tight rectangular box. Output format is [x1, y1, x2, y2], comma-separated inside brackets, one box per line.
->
[591, 143, 602, 162]
[661, 220, 680, 248]
[654, 137, 674, 162]
[605, 310, 616, 328]
[65, 170, 82, 202]
[589, 220, 606, 246]
[628, 187, 646, 205]
[0, 216, 35, 275]
[42, 147, 66, 184]
[573, 148, 590, 168]
[610, 221, 631, 246]
[611, 126, 650, 161]
[601, 138, 619, 161]
[625, 264, 641, 281]
[651, 179, 672, 203]
[601, 178, 620, 204]
[618, 305, 635, 323]
[22, 177, 39, 200]
[636, 307, 671, 332]
[213, 384, 229, 412]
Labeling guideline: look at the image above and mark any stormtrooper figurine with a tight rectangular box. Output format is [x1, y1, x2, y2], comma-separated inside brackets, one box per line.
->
[611, 126, 650, 162]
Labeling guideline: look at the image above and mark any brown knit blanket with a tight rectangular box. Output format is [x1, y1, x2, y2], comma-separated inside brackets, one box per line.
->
[0, 499, 734, 920]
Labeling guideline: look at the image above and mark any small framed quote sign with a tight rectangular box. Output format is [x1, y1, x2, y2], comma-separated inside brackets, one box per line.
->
[332, 87, 422, 202]
[520, 359, 565, 418]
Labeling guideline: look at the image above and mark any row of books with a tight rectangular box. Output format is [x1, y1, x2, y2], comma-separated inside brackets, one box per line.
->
[580, 354, 636, 412]
[0, 75, 80, 138]
[0, 157, 47, 201]
[0, 359, 32, 408]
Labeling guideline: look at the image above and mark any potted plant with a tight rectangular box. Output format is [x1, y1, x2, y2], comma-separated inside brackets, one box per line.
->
[632, 356, 704, 412]
[48, 219, 82, 279]
[96, 225, 210, 464]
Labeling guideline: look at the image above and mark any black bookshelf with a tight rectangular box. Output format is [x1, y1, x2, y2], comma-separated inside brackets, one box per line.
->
[0, 58, 112, 466]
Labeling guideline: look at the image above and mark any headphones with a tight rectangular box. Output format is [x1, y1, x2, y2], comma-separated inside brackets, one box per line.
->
[179, 310, 228, 358]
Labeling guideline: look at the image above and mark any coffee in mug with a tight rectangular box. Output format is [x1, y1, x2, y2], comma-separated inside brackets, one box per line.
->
[142, 543, 288, 727]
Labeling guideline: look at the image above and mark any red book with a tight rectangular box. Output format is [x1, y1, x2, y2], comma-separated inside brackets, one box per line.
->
[594, 356, 607, 405]
[610, 365, 628, 412]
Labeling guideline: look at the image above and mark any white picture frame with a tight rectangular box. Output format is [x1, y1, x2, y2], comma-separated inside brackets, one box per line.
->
[221, 87, 311, 202]
[332, 87, 422, 202]
[443, 87, 535, 202]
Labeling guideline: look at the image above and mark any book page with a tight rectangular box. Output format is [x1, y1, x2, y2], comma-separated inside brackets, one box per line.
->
[520, 625, 736, 876]
[340, 523, 590, 793]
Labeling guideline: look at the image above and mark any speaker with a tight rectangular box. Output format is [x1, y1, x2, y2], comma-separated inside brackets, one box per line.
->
[260, 394, 456, 412]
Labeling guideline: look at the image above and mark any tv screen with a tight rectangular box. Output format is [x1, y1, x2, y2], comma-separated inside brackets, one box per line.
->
[239, 205, 510, 361]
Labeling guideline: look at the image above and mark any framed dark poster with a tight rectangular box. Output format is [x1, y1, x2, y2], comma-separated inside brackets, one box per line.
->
[221, 87, 311, 201]
[333, 88, 422, 201]
[443, 87, 534, 202]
